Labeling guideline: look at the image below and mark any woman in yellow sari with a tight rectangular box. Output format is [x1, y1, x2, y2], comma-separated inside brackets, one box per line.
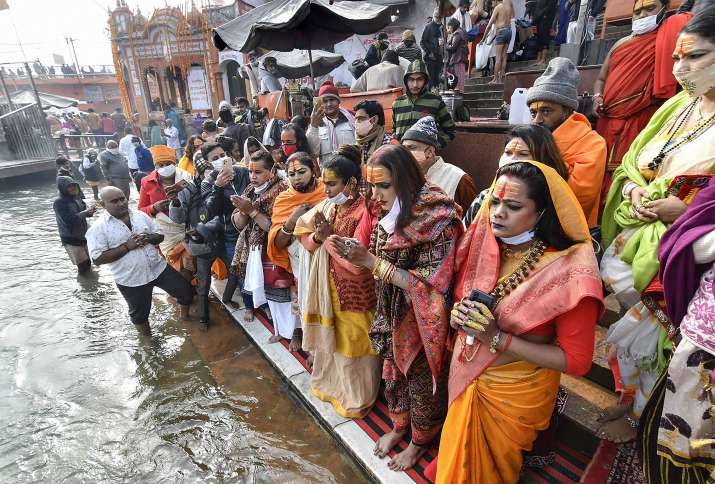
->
[294, 145, 381, 418]
[435, 161, 603, 483]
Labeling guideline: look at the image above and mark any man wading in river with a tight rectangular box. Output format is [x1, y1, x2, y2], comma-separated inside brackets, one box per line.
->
[86, 186, 193, 335]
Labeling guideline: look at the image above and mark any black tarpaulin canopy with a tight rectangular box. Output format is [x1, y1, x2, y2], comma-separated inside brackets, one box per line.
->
[212, 0, 392, 87]
[259, 49, 345, 79]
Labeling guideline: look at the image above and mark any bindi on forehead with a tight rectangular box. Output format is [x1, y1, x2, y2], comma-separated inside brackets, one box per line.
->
[675, 34, 697, 57]
[494, 176, 523, 200]
[366, 165, 387, 184]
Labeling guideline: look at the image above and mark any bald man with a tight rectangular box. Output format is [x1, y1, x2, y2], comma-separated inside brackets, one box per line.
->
[86, 186, 193, 335]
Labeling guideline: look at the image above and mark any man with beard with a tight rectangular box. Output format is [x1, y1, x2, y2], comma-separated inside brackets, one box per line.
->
[259, 56, 282, 94]
[307, 81, 356, 166]
[527, 57, 606, 228]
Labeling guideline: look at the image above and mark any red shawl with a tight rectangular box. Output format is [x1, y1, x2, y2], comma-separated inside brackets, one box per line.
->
[448, 215, 603, 404]
[371, 183, 464, 392]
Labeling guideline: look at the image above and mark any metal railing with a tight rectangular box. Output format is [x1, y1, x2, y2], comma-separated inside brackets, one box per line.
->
[54, 134, 118, 160]
[0, 103, 54, 161]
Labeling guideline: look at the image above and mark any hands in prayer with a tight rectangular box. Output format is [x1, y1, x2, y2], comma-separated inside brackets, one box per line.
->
[313, 211, 332, 243]
[231, 195, 254, 214]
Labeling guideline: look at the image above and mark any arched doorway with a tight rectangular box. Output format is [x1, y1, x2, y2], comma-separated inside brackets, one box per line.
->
[225, 60, 247, 104]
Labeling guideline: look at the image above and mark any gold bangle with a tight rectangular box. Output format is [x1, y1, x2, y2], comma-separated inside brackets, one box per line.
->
[248, 209, 259, 218]
[489, 330, 502, 354]
[280, 225, 293, 235]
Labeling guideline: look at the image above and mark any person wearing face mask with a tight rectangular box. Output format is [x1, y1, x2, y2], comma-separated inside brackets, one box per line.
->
[168, 142, 226, 329]
[230, 150, 288, 323]
[598, 8, 715, 444]
[462, 124, 569, 226]
[307, 81, 356, 166]
[431, 161, 602, 484]
[350, 49, 404, 93]
[594, 0, 693, 202]
[353, 101, 396, 194]
[401, 115, 477, 212]
[79, 148, 106, 200]
[280, 123, 311, 166]
[258, 57, 282, 94]
[333, 144, 462, 472]
[100, 140, 132, 200]
[293, 144, 381, 419]
[205, 136, 250, 308]
[268, 152, 327, 351]
[527, 57, 607, 228]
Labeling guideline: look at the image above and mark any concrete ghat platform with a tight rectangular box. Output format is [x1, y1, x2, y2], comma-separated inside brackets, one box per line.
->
[210, 280, 414, 484]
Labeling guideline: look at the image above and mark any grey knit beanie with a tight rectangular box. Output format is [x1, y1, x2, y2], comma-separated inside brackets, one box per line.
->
[526, 57, 580, 111]
[402, 115, 439, 147]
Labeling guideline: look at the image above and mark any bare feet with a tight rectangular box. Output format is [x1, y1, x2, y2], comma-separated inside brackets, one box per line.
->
[268, 334, 283, 344]
[135, 321, 152, 336]
[388, 442, 427, 471]
[597, 415, 637, 443]
[374, 429, 405, 458]
[223, 301, 240, 310]
[596, 403, 631, 423]
[242, 309, 254, 322]
[487, 78, 501, 85]
[288, 329, 303, 352]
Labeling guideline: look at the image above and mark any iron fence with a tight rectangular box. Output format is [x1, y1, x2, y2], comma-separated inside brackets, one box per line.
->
[0, 103, 54, 161]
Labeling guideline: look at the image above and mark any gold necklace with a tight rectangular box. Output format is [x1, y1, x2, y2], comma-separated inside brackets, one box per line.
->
[461, 239, 546, 362]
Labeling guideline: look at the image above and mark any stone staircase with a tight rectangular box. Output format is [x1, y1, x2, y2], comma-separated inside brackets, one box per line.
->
[463, 59, 545, 119]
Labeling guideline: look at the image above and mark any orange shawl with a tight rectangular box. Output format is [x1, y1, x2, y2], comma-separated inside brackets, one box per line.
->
[266, 180, 326, 273]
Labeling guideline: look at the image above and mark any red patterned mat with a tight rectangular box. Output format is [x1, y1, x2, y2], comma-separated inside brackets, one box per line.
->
[248, 309, 594, 483]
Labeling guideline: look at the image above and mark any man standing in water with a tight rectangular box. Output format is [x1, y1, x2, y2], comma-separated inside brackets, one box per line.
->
[53, 176, 95, 275]
[86, 186, 193, 335]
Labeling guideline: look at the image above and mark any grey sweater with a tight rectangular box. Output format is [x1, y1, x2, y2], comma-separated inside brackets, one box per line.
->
[99, 150, 131, 180]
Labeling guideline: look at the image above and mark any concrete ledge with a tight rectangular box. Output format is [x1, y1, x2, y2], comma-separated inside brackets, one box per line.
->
[210, 280, 415, 484]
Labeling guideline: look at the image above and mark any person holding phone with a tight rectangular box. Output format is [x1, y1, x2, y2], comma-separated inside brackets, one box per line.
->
[433, 161, 603, 483]
[267, 151, 326, 351]
[230, 150, 289, 324]
[293, 145, 381, 419]
[332, 144, 462, 472]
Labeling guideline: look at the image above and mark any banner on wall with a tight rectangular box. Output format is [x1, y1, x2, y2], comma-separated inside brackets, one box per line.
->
[187, 66, 210, 110]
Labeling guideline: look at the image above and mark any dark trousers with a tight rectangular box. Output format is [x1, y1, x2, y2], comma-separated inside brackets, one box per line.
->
[220, 237, 253, 309]
[195, 255, 214, 322]
[426, 58, 443, 89]
[116, 265, 193, 325]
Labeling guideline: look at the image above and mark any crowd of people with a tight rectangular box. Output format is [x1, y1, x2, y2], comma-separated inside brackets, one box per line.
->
[50, 4, 715, 483]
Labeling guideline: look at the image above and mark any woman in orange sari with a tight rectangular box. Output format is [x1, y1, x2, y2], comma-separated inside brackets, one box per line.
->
[435, 161, 603, 483]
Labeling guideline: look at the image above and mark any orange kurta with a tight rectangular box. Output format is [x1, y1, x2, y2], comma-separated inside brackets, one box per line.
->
[553, 113, 607, 228]
[266, 180, 325, 273]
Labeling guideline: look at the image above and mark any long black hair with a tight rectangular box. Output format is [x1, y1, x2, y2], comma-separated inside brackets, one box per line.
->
[681, 3, 715, 42]
[282, 123, 311, 153]
[496, 162, 578, 250]
[506, 125, 570, 181]
[369, 144, 426, 232]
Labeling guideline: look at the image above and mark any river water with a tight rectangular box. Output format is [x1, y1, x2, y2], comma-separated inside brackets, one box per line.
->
[0, 176, 364, 483]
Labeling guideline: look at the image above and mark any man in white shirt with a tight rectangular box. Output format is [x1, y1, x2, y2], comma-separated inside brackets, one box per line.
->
[86, 186, 193, 335]
[118, 127, 138, 176]
[163, 119, 181, 159]
[451, 0, 473, 32]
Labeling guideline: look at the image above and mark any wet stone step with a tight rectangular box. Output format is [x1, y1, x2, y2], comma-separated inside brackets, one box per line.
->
[463, 91, 504, 101]
[558, 373, 619, 454]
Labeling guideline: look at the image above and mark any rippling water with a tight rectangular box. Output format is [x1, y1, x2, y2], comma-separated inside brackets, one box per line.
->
[0, 176, 364, 483]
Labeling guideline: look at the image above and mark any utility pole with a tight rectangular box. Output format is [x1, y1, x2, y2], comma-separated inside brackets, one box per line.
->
[66, 36, 83, 79]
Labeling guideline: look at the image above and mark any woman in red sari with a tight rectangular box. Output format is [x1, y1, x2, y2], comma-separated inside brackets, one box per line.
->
[435, 161, 603, 483]
[332, 144, 463, 471]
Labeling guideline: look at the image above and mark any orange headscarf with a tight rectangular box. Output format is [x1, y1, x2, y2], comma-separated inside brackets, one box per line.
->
[267, 180, 326, 272]
[149, 145, 177, 165]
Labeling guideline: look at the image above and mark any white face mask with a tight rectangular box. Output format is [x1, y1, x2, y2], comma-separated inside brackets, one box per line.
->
[108, 148, 119, 155]
[355, 119, 374, 137]
[157, 164, 176, 177]
[498, 229, 535, 245]
[379, 197, 401, 235]
[632, 9, 663, 36]
[328, 191, 350, 206]
[498, 154, 518, 167]
[211, 156, 228, 172]
[673, 63, 715, 98]
[277, 169, 287, 178]
[254, 180, 270, 193]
